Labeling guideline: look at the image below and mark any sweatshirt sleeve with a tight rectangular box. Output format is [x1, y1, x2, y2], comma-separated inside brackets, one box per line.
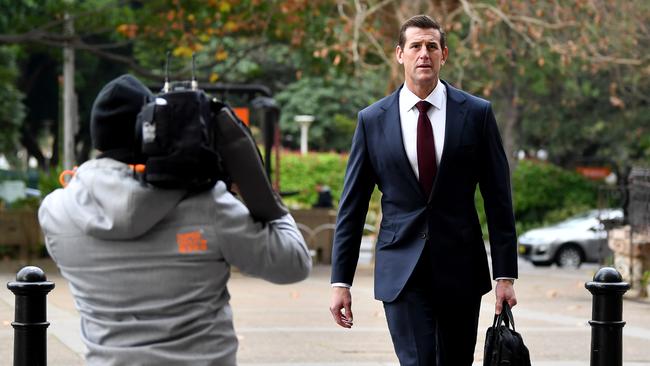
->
[212, 185, 312, 284]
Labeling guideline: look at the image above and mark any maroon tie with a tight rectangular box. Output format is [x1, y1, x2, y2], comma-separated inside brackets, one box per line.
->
[416, 100, 437, 199]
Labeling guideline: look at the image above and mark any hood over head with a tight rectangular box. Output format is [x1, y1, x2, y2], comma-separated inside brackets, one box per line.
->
[90, 74, 153, 164]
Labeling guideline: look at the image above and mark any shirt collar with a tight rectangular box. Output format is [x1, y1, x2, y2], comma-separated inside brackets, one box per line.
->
[400, 80, 446, 113]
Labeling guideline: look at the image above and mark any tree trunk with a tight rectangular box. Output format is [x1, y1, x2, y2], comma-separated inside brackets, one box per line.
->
[500, 84, 519, 176]
[20, 128, 46, 169]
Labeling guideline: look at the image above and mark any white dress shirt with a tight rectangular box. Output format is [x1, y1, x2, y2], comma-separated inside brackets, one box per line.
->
[332, 81, 512, 288]
[399, 80, 447, 178]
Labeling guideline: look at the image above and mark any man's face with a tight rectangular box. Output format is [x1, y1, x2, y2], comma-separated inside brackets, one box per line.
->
[396, 27, 448, 92]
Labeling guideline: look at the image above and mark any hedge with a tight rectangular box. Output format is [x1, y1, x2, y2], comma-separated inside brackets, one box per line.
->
[279, 152, 599, 235]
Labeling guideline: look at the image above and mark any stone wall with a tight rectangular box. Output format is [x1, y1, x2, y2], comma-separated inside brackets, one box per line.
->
[609, 226, 650, 296]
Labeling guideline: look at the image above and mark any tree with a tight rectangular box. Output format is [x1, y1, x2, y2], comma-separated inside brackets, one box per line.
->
[1, 0, 647, 170]
[329, 0, 649, 169]
[276, 71, 384, 151]
[0, 0, 340, 168]
[0, 46, 25, 162]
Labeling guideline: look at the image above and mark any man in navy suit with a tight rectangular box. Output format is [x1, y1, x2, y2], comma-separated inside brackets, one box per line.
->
[329, 15, 518, 366]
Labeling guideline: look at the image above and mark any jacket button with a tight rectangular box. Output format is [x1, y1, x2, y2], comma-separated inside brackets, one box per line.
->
[420, 232, 428, 240]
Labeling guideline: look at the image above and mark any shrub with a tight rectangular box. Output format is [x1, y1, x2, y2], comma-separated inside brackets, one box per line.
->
[512, 159, 598, 229]
[279, 150, 348, 209]
[470, 160, 598, 239]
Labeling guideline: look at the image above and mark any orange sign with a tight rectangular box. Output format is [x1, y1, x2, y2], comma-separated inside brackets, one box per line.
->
[177, 230, 208, 253]
[576, 166, 611, 180]
[232, 107, 250, 126]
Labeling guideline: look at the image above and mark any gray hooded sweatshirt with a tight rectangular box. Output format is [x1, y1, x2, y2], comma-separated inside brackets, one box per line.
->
[39, 158, 312, 365]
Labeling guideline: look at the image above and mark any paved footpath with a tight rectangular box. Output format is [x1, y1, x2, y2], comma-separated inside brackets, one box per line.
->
[1, 258, 649, 366]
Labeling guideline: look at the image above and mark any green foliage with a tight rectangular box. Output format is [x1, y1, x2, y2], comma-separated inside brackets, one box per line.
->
[279, 151, 348, 209]
[39, 166, 64, 197]
[511, 160, 598, 232]
[330, 114, 358, 151]
[1, 0, 647, 175]
[276, 72, 383, 151]
[476, 160, 598, 238]
[0, 46, 25, 157]
[642, 270, 650, 288]
[281, 152, 600, 236]
[9, 195, 41, 211]
[279, 150, 382, 228]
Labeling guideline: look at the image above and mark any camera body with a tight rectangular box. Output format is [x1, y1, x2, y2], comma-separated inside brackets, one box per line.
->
[135, 83, 223, 191]
[134, 80, 287, 221]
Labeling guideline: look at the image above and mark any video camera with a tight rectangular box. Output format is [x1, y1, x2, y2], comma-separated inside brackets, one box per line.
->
[133, 55, 287, 222]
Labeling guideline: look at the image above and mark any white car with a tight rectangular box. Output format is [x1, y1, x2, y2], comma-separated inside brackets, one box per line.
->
[517, 209, 623, 268]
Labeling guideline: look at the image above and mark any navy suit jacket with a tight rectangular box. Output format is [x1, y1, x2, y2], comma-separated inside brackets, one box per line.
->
[331, 80, 518, 302]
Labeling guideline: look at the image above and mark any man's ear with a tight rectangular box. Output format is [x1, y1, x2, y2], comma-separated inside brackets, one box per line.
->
[395, 45, 403, 65]
[441, 46, 449, 65]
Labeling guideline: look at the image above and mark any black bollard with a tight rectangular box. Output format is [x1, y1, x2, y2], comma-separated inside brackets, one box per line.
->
[585, 267, 630, 366]
[6, 266, 55, 366]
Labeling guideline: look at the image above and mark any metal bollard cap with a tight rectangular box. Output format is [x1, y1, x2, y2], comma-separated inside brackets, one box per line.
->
[16, 266, 47, 282]
[7, 266, 55, 296]
[593, 267, 623, 283]
[585, 267, 630, 295]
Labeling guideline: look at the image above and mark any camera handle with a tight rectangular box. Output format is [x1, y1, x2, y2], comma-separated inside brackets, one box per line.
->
[213, 104, 288, 222]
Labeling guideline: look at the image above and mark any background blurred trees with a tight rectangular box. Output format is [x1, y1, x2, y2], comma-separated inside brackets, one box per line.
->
[0, 0, 648, 172]
[0, 46, 25, 165]
[330, 0, 649, 169]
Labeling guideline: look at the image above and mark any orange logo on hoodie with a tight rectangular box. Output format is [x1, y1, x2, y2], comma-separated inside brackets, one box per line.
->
[177, 230, 208, 253]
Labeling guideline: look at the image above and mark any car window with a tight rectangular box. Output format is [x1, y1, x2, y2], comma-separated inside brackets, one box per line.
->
[557, 217, 599, 228]
[556, 209, 623, 229]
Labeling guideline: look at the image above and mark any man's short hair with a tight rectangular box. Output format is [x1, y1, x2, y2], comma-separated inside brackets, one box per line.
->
[398, 15, 446, 50]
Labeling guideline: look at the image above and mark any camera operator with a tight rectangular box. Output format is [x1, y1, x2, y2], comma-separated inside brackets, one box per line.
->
[38, 74, 312, 365]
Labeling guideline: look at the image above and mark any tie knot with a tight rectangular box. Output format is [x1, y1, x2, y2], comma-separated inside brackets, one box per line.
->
[415, 100, 432, 114]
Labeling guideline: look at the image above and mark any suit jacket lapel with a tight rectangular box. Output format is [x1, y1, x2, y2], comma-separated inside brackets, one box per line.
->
[380, 88, 423, 198]
[429, 80, 467, 202]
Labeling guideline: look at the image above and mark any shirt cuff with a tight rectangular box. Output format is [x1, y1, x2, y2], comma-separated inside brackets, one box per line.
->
[495, 277, 515, 283]
[331, 282, 351, 288]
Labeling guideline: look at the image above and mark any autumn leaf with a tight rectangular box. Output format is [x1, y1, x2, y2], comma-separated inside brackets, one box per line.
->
[609, 96, 625, 109]
[224, 21, 237, 32]
[220, 2, 231, 13]
[172, 46, 193, 58]
[116, 24, 129, 35]
[214, 50, 228, 61]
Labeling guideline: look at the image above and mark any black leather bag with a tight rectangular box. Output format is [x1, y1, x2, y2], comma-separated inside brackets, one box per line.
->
[483, 302, 531, 366]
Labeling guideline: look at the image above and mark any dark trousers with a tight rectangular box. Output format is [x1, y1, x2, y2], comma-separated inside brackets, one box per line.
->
[383, 244, 482, 366]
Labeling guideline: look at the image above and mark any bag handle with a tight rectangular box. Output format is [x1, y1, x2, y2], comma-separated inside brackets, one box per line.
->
[492, 301, 516, 331]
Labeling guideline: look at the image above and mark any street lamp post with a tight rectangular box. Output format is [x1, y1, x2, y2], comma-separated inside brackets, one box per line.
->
[294, 115, 315, 155]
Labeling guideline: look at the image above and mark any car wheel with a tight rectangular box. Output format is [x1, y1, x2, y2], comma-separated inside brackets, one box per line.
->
[556, 246, 583, 268]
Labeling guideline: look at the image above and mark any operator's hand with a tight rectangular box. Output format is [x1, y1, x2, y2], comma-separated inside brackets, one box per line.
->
[495, 279, 517, 314]
[330, 287, 353, 328]
[229, 183, 241, 196]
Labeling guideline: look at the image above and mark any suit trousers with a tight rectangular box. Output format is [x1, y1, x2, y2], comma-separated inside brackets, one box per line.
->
[383, 242, 482, 366]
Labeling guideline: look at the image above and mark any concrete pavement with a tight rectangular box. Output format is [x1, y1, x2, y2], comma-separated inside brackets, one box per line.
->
[1, 258, 650, 366]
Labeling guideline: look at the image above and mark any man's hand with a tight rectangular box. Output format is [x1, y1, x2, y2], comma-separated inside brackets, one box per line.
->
[330, 287, 353, 328]
[495, 279, 517, 314]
